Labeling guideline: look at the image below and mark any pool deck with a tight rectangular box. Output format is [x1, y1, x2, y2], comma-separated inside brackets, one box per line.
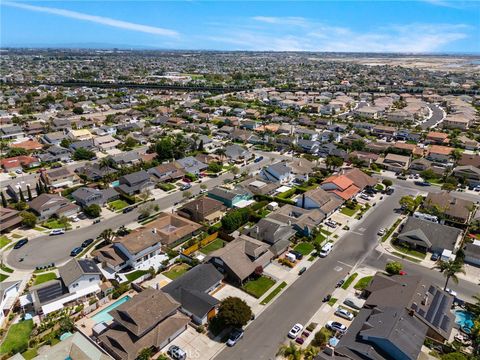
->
[76, 291, 136, 336]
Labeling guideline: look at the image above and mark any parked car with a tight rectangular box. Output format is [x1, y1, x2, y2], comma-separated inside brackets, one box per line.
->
[70, 247, 83, 256]
[326, 321, 347, 334]
[290, 250, 304, 260]
[123, 207, 134, 213]
[319, 243, 333, 257]
[397, 175, 407, 180]
[336, 279, 345, 288]
[335, 308, 354, 321]
[360, 194, 370, 201]
[430, 253, 440, 261]
[377, 228, 386, 236]
[343, 298, 363, 310]
[200, 188, 208, 194]
[445, 288, 457, 297]
[323, 294, 332, 303]
[386, 188, 394, 195]
[15, 169, 22, 174]
[13, 239, 28, 249]
[325, 220, 337, 228]
[254, 156, 264, 163]
[181, 183, 192, 191]
[298, 267, 307, 275]
[167, 345, 186, 360]
[414, 181, 431, 186]
[288, 323, 304, 339]
[81, 238, 94, 248]
[226, 328, 244, 347]
[49, 229, 65, 236]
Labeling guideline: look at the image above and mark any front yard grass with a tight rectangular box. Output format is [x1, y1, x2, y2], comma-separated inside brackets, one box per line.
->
[42, 219, 69, 230]
[21, 348, 38, 360]
[0, 274, 9, 282]
[341, 272, 358, 289]
[200, 238, 225, 254]
[108, 199, 129, 211]
[0, 319, 34, 355]
[125, 270, 149, 283]
[354, 276, 373, 291]
[314, 233, 326, 245]
[260, 281, 287, 305]
[242, 276, 276, 299]
[163, 263, 190, 280]
[0, 235, 11, 249]
[340, 204, 362, 217]
[381, 218, 403, 242]
[33, 272, 57, 285]
[391, 241, 426, 259]
[294, 242, 314, 256]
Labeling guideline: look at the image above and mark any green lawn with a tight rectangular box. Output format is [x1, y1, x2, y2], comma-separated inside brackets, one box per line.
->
[33, 272, 57, 285]
[200, 238, 225, 254]
[242, 276, 276, 299]
[158, 183, 176, 192]
[320, 229, 332, 236]
[341, 273, 358, 289]
[260, 281, 287, 305]
[391, 242, 426, 259]
[163, 263, 190, 280]
[125, 270, 149, 282]
[42, 219, 69, 229]
[0, 274, 9, 282]
[392, 252, 422, 263]
[314, 233, 326, 245]
[340, 204, 362, 217]
[0, 264, 14, 273]
[294, 242, 315, 256]
[0, 320, 34, 355]
[108, 199, 129, 211]
[354, 276, 373, 291]
[21, 348, 38, 360]
[381, 218, 403, 242]
[0, 236, 11, 249]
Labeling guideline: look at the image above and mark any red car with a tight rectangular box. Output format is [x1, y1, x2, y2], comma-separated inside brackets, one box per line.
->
[399, 270, 407, 275]
[295, 337, 304, 345]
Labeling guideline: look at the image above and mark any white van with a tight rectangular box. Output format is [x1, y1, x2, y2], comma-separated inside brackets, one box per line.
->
[319, 243, 333, 257]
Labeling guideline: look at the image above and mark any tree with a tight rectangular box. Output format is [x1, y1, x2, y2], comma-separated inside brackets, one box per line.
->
[122, 137, 139, 150]
[277, 342, 303, 360]
[231, 166, 240, 175]
[137, 347, 153, 360]
[60, 138, 72, 148]
[72, 106, 84, 115]
[20, 211, 37, 228]
[326, 155, 344, 170]
[441, 352, 467, 360]
[58, 317, 74, 333]
[1, 191, 7, 208]
[138, 203, 154, 218]
[311, 328, 331, 348]
[350, 139, 365, 151]
[216, 296, 252, 328]
[58, 216, 70, 229]
[99, 156, 116, 170]
[13, 201, 28, 211]
[18, 188, 26, 203]
[200, 184, 207, 190]
[382, 179, 393, 188]
[207, 162, 223, 173]
[138, 189, 152, 202]
[399, 195, 422, 214]
[197, 139, 204, 151]
[433, 260, 465, 291]
[385, 261, 403, 275]
[442, 183, 456, 192]
[420, 169, 436, 180]
[73, 147, 95, 161]
[6, 147, 28, 158]
[100, 228, 115, 244]
[303, 346, 319, 360]
[84, 204, 101, 218]
[182, 190, 192, 199]
[26, 186, 33, 201]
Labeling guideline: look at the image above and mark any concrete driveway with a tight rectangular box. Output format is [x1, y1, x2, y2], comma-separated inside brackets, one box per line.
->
[163, 326, 223, 360]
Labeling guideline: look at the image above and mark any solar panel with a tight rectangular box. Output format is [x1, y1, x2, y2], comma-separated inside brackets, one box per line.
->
[37, 282, 64, 304]
[432, 296, 449, 328]
[440, 316, 451, 332]
[418, 309, 426, 317]
[425, 292, 441, 322]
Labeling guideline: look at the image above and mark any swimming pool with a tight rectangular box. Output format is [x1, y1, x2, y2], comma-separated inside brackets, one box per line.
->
[454, 310, 474, 333]
[111, 180, 120, 187]
[91, 295, 131, 324]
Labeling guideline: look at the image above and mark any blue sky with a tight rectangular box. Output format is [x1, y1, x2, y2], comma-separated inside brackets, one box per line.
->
[1, 1, 479, 53]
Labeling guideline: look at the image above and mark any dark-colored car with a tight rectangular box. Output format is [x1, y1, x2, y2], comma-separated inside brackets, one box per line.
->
[298, 267, 307, 275]
[70, 247, 83, 256]
[254, 156, 264, 163]
[336, 279, 345, 288]
[81, 238, 94, 248]
[323, 294, 332, 302]
[430, 253, 440, 261]
[386, 188, 394, 195]
[226, 328, 244, 346]
[414, 181, 431, 186]
[123, 207, 134, 213]
[13, 239, 28, 249]
[290, 250, 304, 260]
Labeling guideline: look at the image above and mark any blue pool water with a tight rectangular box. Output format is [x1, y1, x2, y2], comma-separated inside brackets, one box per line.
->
[454, 310, 474, 333]
[111, 180, 120, 187]
[91, 295, 131, 324]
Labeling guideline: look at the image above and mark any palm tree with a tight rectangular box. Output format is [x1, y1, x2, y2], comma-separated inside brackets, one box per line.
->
[433, 260, 466, 291]
[100, 228, 115, 244]
[303, 346, 319, 360]
[277, 342, 303, 360]
[99, 156, 116, 170]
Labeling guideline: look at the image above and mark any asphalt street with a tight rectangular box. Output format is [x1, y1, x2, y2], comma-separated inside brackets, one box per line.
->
[420, 103, 445, 130]
[5, 155, 280, 270]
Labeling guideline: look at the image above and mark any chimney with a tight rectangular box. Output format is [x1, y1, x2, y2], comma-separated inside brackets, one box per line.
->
[422, 294, 429, 306]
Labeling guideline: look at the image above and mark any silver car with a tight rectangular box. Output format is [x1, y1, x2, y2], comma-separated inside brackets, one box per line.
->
[335, 308, 354, 321]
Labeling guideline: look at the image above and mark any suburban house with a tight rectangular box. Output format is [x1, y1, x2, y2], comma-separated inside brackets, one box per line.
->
[76, 163, 117, 182]
[37, 145, 72, 163]
[453, 165, 480, 186]
[0, 125, 25, 140]
[237, 178, 280, 196]
[296, 188, 343, 216]
[26, 259, 102, 315]
[363, 273, 455, 342]
[208, 234, 274, 284]
[297, 139, 320, 155]
[260, 162, 293, 184]
[224, 144, 251, 163]
[42, 131, 65, 145]
[426, 145, 453, 164]
[423, 192, 474, 224]
[245, 217, 296, 255]
[41, 167, 80, 189]
[6, 178, 38, 202]
[93, 135, 120, 152]
[208, 186, 253, 208]
[148, 162, 185, 183]
[161, 264, 223, 324]
[287, 158, 315, 183]
[268, 204, 326, 237]
[98, 288, 190, 360]
[28, 193, 80, 220]
[372, 125, 396, 138]
[425, 131, 450, 145]
[0, 207, 23, 233]
[175, 156, 208, 175]
[376, 153, 411, 172]
[0, 156, 40, 173]
[177, 196, 226, 225]
[0, 281, 21, 327]
[464, 240, 480, 267]
[117, 170, 154, 195]
[321, 175, 360, 201]
[71, 187, 119, 208]
[67, 129, 93, 141]
[396, 216, 462, 255]
[110, 152, 142, 168]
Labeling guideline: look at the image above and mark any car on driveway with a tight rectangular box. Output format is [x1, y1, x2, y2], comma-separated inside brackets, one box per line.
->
[325, 220, 337, 228]
[326, 321, 347, 334]
[70, 247, 83, 257]
[335, 308, 354, 321]
[167, 345, 186, 360]
[49, 229, 65, 236]
[288, 323, 304, 339]
[290, 250, 303, 260]
[226, 328, 244, 346]
[430, 253, 440, 261]
[81, 238, 94, 248]
[13, 239, 28, 249]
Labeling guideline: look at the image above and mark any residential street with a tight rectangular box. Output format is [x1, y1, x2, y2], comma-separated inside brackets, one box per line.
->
[4, 155, 280, 270]
[214, 185, 480, 360]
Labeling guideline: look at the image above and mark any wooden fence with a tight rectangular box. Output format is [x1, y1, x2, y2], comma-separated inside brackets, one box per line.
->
[182, 232, 219, 256]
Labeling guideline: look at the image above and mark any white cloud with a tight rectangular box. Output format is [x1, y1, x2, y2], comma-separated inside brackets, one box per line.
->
[207, 18, 470, 53]
[4, 1, 179, 37]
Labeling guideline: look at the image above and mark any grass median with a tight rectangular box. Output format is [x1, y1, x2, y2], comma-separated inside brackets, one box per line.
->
[260, 281, 287, 305]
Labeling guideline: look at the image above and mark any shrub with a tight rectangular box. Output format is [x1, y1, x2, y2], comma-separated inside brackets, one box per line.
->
[385, 261, 403, 275]
[278, 258, 294, 268]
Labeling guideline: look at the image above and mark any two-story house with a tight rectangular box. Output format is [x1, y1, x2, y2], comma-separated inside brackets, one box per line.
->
[260, 162, 293, 184]
[28, 193, 80, 220]
[208, 186, 253, 208]
[71, 187, 119, 208]
[117, 170, 154, 195]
